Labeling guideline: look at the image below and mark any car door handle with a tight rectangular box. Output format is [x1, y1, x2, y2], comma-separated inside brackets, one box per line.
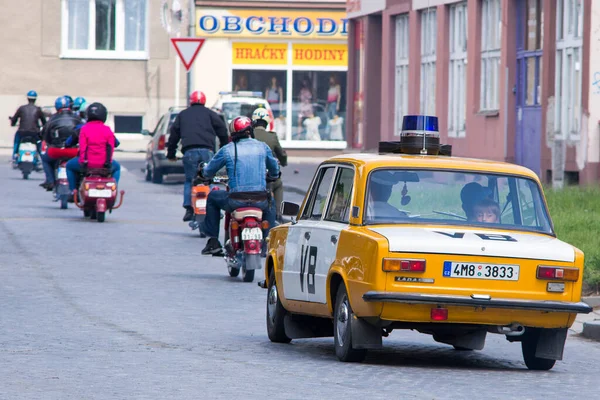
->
[330, 235, 338, 244]
[304, 231, 311, 240]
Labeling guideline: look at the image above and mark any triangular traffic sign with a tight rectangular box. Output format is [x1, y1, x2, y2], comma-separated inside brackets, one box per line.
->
[171, 38, 206, 71]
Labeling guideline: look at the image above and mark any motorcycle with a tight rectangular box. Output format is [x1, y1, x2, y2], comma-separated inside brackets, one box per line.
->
[15, 137, 39, 179]
[73, 166, 125, 222]
[46, 145, 79, 209]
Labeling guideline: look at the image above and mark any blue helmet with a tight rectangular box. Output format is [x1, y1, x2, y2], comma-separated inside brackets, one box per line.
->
[73, 96, 86, 111]
[55, 96, 69, 111]
[63, 95, 73, 109]
[27, 90, 37, 100]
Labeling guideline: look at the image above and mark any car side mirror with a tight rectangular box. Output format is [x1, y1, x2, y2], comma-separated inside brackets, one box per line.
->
[281, 201, 300, 217]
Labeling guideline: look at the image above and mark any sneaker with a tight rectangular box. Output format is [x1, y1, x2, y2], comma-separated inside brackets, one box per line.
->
[202, 238, 223, 255]
[45, 183, 55, 192]
[183, 207, 194, 222]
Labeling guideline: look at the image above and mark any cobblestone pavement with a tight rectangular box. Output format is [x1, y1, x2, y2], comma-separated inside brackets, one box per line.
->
[1, 158, 598, 400]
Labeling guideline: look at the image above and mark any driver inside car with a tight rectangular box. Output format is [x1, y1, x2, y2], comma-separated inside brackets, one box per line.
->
[198, 116, 279, 255]
[367, 171, 408, 221]
[460, 182, 493, 221]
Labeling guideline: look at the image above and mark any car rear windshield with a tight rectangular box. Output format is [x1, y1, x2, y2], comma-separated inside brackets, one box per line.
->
[364, 169, 554, 235]
[222, 102, 266, 120]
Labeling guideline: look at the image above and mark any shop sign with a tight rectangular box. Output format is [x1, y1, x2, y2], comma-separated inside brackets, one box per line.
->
[292, 44, 347, 66]
[196, 8, 348, 39]
[232, 43, 287, 65]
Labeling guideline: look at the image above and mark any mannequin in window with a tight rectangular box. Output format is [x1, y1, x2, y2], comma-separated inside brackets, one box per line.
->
[328, 115, 344, 141]
[297, 78, 313, 132]
[266, 76, 283, 118]
[327, 74, 342, 121]
[234, 74, 248, 91]
[302, 108, 321, 141]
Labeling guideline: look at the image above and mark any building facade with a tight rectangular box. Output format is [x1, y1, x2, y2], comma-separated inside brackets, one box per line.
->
[1, 0, 187, 151]
[193, 0, 349, 150]
[346, 0, 599, 185]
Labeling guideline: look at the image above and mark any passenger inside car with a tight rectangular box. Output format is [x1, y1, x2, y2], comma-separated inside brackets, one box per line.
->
[460, 182, 493, 221]
[367, 172, 408, 221]
[473, 198, 500, 223]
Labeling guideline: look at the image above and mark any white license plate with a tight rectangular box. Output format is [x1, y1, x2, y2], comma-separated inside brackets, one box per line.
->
[88, 189, 112, 198]
[241, 227, 263, 241]
[21, 154, 34, 162]
[443, 261, 520, 281]
[57, 168, 67, 179]
[195, 199, 206, 209]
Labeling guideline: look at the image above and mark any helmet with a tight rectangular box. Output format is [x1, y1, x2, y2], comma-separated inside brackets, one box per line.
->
[251, 107, 271, 127]
[27, 90, 37, 100]
[229, 116, 253, 140]
[79, 101, 88, 117]
[63, 95, 73, 109]
[189, 91, 206, 105]
[86, 102, 108, 123]
[54, 96, 69, 111]
[73, 97, 86, 111]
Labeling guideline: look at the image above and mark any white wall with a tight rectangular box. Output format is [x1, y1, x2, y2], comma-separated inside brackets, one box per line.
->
[588, 2, 600, 164]
[192, 39, 231, 108]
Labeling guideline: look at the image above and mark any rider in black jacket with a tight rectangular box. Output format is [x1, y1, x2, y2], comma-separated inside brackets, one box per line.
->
[40, 96, 82, 190]
[10, 90, 46, 162]
[167, 91, 229, 221]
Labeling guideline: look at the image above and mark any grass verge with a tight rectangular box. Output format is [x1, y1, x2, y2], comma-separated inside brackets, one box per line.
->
[545, 185, 600, 292]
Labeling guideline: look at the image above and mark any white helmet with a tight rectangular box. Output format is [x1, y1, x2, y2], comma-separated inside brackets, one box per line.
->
[251, 107, 271, 126]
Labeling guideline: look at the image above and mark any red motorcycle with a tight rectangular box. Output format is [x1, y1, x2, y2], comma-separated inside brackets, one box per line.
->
[73, 167, 125, 222]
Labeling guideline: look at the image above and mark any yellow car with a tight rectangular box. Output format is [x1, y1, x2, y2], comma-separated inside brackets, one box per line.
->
[261, 115, 592, 370]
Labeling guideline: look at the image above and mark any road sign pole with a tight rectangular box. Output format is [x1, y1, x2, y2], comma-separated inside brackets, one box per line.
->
[175, 31, 181, 108]
[186, 0, 195, 106]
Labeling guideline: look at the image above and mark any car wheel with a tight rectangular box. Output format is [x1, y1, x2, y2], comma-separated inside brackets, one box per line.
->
[333, 283, 367, 362]
[453, 346, 474, 351]
[145, 163, 152, 182]
[521, 329, 556, 371]
[152, 163, 163, 184]
[266, 268, 291, 344]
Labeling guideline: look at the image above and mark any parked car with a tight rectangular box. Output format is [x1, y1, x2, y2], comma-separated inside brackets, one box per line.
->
[211, 91, 275, 131]
[262, 115, 592, 370]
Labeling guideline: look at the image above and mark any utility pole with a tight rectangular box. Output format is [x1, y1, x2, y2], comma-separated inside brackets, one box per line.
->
[186, 0, 195, 106]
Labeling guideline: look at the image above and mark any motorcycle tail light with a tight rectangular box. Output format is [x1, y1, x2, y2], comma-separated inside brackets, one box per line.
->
[96, 185, 105, 190]
[261, 221, 269, 230]
[230, 220, 239, 230]
[84, 183, 90, 190]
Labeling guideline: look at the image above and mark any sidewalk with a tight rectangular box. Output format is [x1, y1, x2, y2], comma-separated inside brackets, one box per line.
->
[576, 296, 600, 341]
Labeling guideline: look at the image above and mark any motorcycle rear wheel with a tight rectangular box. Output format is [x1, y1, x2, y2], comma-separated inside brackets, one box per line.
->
[228, 266, 240, 277]
[60, 194, 68, 210]
[242, 267, 255, 283]
[97, 212, 106, 223]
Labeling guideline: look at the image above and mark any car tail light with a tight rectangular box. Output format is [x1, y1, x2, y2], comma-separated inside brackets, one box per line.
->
[157, 135, 166, 150]
[537, 266, 579, 281]
[431, 308, 448, 321]
[382, 258, 426, 272]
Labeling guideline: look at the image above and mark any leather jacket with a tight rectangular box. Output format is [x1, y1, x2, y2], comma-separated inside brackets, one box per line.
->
[42, 110, 82, 147]
[10, 103, 46, 134]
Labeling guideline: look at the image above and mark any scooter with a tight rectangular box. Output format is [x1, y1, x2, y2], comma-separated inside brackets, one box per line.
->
[15, 137, 39, 179]
[188, 168, 227, 237]
[46, 145, 79, 209]
[73, 166, 125, 223]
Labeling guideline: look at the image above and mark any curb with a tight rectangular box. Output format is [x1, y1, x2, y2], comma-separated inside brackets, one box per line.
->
[284, 185, 308, 197]
[582, 296, 600, 308]
[582, 321, 600, 341]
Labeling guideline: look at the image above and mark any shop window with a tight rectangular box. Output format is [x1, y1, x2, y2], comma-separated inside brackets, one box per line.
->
[448, 2, 467, 138]
[480, 0, 501, 111]
[555, 0, 583, 140]
[420, 8, 437, 115]
[62, 0, 148, 59]
[291, 71, 347, 142]
[114, 115, 143, 134]
[394, 14, 409, 136]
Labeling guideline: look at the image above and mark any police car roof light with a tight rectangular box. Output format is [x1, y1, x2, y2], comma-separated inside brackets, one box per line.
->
[378, 114, 452, 156]
[401, 115, 439, 137]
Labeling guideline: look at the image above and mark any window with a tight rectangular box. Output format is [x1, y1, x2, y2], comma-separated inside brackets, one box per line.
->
[420, 9, 437, 115]
[364, 169, 553, 234]
[303, 167, 335, 220]
[448, 2, 467, 138]
[326, 168, 354, 223]
[480, 0, 501, 111]
[62, 0, 148, 59]
[394, 14, 410, 136]
[555, 0, 583, 140]
[114, 115, 143, 134]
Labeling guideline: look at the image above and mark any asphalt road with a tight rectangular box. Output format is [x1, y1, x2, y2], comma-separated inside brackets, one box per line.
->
[1, 156, 599, 400]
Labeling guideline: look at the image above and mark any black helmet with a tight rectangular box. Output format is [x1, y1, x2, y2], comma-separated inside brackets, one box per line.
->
[86, 102, 108, 122]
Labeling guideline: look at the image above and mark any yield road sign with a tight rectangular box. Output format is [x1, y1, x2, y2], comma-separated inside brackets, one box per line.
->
[171, 38, 206, 71]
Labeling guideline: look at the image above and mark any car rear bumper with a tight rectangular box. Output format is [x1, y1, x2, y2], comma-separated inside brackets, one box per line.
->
[153, 153, 184, 174]
[363, 291, 593, 314]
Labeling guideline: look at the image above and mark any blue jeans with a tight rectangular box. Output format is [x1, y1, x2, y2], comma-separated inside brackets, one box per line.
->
[201, 190, 276, 240]
[13, 131, 41, 156]
[41, 152, 58, 184]
[66, 158, 121, 191]
[183, 148, 213, 208]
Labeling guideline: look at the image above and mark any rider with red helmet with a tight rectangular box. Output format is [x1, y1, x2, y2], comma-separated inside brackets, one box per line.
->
[167, 90, 228, 222]
[197, 115, 280, 255]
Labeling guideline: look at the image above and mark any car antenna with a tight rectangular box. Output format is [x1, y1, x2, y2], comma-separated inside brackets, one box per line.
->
[420, 0, 432, 155]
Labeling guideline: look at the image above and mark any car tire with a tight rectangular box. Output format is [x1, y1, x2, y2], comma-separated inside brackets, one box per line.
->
[152, 164, 163, 184]
[266, 268, 291, 344]
[453, 346, 474, 351]
[521, 329, 556, 371]
[334, 283, 367, 362]
[145, 164, 152, 182]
